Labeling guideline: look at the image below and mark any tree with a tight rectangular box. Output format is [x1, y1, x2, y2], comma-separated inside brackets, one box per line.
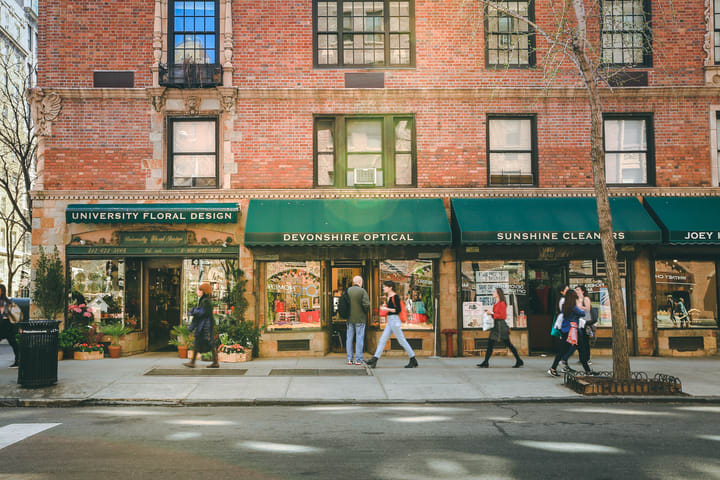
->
[32, 246, 65, 321]
[0, 207, 29, 297]
[473, 0, 654, 379]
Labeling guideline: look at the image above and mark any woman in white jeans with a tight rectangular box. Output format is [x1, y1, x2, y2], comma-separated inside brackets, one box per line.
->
[366, 280, 418, 369]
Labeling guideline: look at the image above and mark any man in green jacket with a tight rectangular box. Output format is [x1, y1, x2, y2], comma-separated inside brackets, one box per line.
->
[345, 276, 370, 365]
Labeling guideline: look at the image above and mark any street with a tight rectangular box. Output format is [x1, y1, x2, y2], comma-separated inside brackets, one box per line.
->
[0, 403, 719, 479]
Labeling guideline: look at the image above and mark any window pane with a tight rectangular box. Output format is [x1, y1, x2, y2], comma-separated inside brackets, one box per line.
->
[173, 121, 216, 153]
[347, 153, 382, 168]
[69, 259, 125, 327]
[317, 120, 334, 152]
[461, 261, 527, 329]
[395, 153, 412, 184]
[654, 260, 719, 329]
[395, 119, 412, 151]
[265, 262, 322, 331]
[347, 119, 382, 152]
[604, 152, 647, 183]
[489, 119, 531, 150]
[489, 152, 532, 174]
[604, 119, 646, 150]
[182, 259, 233, 327]
[318, 154, 335, 185]
[379, 260, 434, 330]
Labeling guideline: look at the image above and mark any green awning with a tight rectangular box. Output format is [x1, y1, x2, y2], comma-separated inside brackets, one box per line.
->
[451, 197, 661, 245]
[244, 199, 451, 246]
[66, 203, 239, 224]
[644, 196, 720, 244]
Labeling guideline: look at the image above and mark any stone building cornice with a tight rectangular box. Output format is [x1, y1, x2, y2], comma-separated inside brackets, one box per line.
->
[30, 85, 720, 103]
[31, 187, 720, 202]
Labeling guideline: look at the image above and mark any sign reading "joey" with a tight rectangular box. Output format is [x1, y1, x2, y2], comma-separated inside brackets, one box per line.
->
[675, 231, 720, 242]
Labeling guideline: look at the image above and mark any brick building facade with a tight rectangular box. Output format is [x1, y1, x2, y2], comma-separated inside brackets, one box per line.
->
[31, 0, 720, 358]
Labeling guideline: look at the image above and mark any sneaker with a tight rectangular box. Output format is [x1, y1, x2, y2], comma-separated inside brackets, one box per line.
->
[9, 362, 18, 368]
[347, 361, 354, 365]
[354, 360, 363, 365]
[547, 368, 560, 377]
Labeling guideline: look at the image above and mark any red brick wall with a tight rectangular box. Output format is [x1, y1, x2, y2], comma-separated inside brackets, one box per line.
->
[38, 0, 154, 88]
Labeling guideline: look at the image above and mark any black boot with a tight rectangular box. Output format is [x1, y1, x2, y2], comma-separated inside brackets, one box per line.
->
[477, 361, 489, 368]
[405, 356, 418, 368]
[366, 356, 378, 368]
[512, 358, 524, 368]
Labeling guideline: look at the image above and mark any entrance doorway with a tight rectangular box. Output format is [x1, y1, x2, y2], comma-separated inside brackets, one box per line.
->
[526, 262, 567, 353]
[329, 262, 367, 353]
[146, 260, 182, 351]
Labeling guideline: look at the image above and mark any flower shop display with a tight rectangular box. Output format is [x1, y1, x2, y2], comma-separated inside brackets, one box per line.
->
[73, 343, 105, 360]
[100, 323, 131, 358]
[217, 343, 251, 363]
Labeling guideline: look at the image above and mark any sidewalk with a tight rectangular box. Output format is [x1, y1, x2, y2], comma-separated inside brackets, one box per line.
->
[1, 344, 719, 406]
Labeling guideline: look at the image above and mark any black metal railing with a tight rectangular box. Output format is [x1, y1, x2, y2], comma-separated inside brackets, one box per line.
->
[159, 63, 222, 88]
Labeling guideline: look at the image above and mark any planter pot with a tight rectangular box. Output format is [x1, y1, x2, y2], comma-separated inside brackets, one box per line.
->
[108, 345, 121, 358]
[218, 351, 250, 363]
[58, 350, 64, 361]
[177, 345, 188, 358]
[73, 351, 104, 360]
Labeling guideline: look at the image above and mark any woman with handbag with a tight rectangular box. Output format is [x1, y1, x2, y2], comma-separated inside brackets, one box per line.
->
[366, 281, 418, 369]
[547, 289, 585, 377]
[0, 284, 19, 368]
[183, 282, 219, 368]
[477, 287, 523, 368]
[574, 285, 596, 374]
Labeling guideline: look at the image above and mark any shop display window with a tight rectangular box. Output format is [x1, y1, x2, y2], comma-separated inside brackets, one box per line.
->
[182, 259, 234, 324]
[655, 259, 718, 329]
[569, 259, 627, 328]
[461, 260, 527, 329]
[266, 262, 322, 331]
[379, 260, 433, 330]
[69, 259, 127, 328]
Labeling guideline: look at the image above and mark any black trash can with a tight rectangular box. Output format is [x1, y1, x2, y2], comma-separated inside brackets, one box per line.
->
[17, 320, 60, 388]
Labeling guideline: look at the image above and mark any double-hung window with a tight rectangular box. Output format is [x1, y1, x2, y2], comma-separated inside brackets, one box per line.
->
[315, 115, 415, 187]
[166, 0, 220, 87]
[487, 116, 536, 186]
[485, 0, 535, 67]
[315, 0, 415, 67]
[603, 114, 653, 185]
[168, 118, 219, 188]
[601, 0, 652, 66]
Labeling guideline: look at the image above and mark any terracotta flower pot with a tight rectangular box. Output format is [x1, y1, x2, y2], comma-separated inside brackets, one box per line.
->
[58, 350, 64, 361]
[177, 345, 188, 358]
[218, 351, 250, 363]
[108, 345, 121, 358]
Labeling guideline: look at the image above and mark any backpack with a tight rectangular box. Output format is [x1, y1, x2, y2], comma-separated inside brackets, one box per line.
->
[337, 289, 350, 319]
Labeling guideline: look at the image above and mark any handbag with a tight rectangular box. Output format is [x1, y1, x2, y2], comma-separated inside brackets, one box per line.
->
[550, 326, 562, 338]
[7, 302, 22, 324]
[482, 312, 494, 331]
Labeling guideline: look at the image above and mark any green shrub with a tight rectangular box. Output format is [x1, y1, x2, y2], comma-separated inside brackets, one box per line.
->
[32, 247, 65, 321]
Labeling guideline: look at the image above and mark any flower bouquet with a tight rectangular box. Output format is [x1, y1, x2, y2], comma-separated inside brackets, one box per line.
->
[218, 343, 250, 363]
[73, 342, 105, 360]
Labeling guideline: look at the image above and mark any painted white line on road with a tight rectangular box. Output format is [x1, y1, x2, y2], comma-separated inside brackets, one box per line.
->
[0, 424, 61, 450]
[238, 441, 323, 454]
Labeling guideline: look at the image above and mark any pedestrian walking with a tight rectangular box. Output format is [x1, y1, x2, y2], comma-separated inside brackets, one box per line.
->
[184, 282, 219, 368]
[0, 284, 18, 368]
[676, 297, 689, 328]
[574, 285, 595, 374]
[345, 275, 370, 365]
[366, 281, 418, 369]
[666, 295, 677, 326]
[477, 287, 523, 368]
[547, 289, 585, 377]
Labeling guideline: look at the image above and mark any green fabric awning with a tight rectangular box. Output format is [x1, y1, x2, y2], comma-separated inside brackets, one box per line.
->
[644, 196, 720, 244]
[244, 199, 451, 246]
[451, 197, 661, 245]
[66, 203, 239, 224]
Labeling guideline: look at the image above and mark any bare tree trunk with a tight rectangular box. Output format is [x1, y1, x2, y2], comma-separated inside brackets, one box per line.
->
[573, 41, 632, 381]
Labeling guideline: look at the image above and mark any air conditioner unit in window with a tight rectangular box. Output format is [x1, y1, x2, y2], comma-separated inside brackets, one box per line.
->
[354, 168, 377, 185]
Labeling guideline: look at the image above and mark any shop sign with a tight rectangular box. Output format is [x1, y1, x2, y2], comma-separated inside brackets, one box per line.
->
[66, 203, 239, 224]
[268, 231, 445, 245]
[66, 245, 236, 257]
[119, 232, 188, 246]
[494, 231, 626, 242]
[671, 231, 720, 243]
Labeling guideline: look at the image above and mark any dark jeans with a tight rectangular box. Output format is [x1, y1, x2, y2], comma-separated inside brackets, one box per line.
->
[577, 331, 591, 372]
[0, 319, 18, 362]
[551, 332, 571, 370]
[483, 337, 521, 363]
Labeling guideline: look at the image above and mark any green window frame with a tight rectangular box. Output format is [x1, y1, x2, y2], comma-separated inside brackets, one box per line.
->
[484, 0, 535, 68]
[314, 115, 416, 188]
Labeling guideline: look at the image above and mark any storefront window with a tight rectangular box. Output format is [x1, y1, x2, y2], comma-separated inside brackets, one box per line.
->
[461, 260, 527, 329]
[69, 259, 126, 327]
[182, 259, 234, 324]
[379, 260, 433, 330]
[655, 259, 718, 329]
[123, 259, 142, 331]
[569, 259, 626, 328]
[265, 262, 322, 331]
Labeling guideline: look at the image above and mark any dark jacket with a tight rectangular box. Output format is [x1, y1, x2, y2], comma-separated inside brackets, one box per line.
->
[561, 305, 585, 333]
[347, 285, 370, 324]
[189, 294, 215, 352]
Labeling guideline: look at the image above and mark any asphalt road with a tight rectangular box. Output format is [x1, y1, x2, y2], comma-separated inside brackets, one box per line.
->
[0, 403, 719, 479]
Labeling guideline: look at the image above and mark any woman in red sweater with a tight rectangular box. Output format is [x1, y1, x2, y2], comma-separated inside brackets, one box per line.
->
[477, 288, 523, 368]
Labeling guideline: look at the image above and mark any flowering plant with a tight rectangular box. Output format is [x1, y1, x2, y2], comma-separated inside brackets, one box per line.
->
[67, 302, 94, 329]
[73, 343, 104, 353]
[218, 343, 246, 354]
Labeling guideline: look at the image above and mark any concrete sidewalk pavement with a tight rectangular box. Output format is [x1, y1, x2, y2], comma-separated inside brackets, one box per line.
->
[0, 344, 719, 406]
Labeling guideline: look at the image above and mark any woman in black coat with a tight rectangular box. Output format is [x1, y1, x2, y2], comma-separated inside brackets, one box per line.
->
[183, 282, 219, 368]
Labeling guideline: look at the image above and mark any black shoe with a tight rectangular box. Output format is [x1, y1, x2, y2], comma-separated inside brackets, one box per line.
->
[477, 361, 489, 368]
[366, 356, 378, 368]
[405, 357, 418, 368]
[9, 362, 18, 368]
[513, 359, 524, 368]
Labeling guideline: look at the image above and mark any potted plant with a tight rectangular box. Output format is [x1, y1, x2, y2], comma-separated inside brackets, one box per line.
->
[217, 343, 250, 363]
[169, 325, 193, 358]
[100, 323, 131, 358]
[72, 342, 104, 360]
[32, 247, 65, 321]
[58, 327, 84, 360]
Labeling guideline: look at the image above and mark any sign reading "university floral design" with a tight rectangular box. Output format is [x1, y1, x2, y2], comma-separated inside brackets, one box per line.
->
[66, 203, 239, 224]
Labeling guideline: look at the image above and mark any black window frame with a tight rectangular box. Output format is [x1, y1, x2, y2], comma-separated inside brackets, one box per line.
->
[715, 0, 720, 64]
[484, 0, 536, 69]
[168, 0, 220, 67]
[313, 0, 416, 69]
[313, 114, 417, 188]
[600, 0, 653, 67]
[602, 112, 655, 186]
[167, 117, 220, 190]
[486, 114, 538, 187]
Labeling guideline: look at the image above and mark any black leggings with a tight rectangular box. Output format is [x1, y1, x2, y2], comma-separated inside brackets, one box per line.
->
[551, 332, 591, 373]
[551, 333, 571, 370]
[0, 320, 18, 362]
[484, 337, 521, 362]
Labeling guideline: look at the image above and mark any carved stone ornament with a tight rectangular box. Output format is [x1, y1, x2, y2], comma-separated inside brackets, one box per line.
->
[148, 88, 167, 112]
[185, 96, 200, 115]
[26, 90, 62, 137]
[219, 92, 236, 112]
[704, 0, 713, 66]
